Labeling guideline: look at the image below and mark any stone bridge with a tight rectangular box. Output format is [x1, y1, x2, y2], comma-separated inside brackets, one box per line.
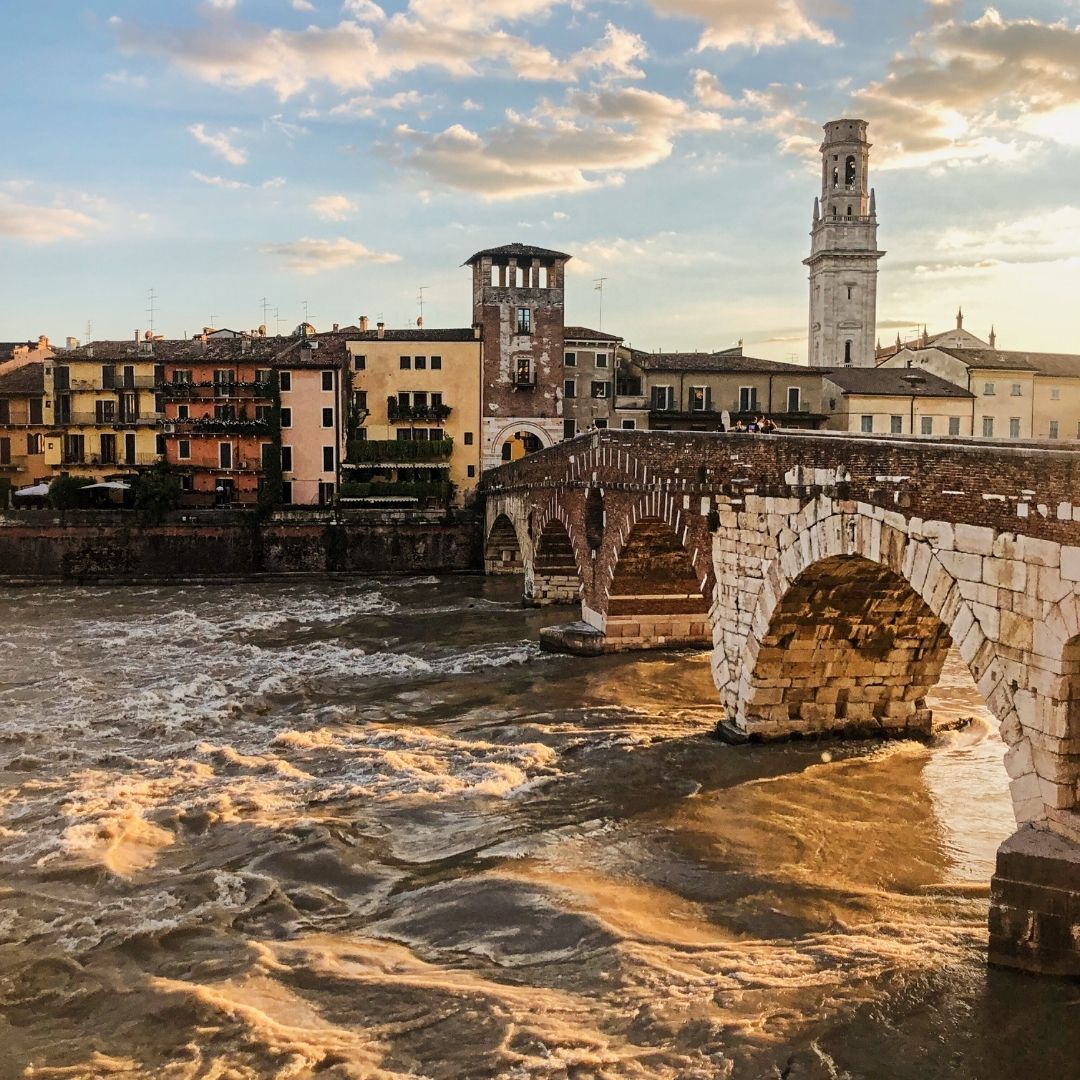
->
[482, 428, 1080, 977]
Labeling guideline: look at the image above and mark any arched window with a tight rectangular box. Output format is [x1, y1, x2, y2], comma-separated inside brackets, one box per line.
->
[844, 340, 853, 365]
[847, 205, 853, 218]
[845, 155, 857, 188]
[832, 167, 839, 188]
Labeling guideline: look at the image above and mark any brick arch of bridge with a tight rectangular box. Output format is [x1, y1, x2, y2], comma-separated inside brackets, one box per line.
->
[527, 499, 587, 605]
[715, 500, 1080, 831]
[483, 507, 531, 580]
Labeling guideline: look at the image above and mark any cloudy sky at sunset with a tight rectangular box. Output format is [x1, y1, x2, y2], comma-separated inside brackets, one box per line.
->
[3, 1, 1079, 360]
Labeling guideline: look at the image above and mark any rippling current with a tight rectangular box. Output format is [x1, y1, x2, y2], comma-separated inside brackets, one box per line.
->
[1, 577, 1077, 1079]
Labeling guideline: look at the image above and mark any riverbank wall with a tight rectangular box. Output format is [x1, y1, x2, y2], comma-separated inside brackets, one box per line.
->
[0, 509, 482, 583]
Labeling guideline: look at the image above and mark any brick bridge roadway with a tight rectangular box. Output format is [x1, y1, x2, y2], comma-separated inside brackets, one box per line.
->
[481, 428, 1080, 977]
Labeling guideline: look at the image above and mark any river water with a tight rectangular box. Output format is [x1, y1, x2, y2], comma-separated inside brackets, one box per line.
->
[0, 577, 1076, 1079]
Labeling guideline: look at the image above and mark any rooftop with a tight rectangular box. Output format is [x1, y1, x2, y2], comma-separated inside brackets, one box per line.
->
[933, 347, 1080, 378]
[824, 367, 973, 399]
[344, 328, 480, 343]
[628, 348, 813, 375]
[0, 362, 45, 396]
[564, 326, 623, 343]
[64, 336, 300, 363]
[465, 242, 571, 265]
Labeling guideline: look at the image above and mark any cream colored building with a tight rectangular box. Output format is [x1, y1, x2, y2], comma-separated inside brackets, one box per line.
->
[44, 339, 164, 481]
[342, 325, 482, 505]
[822, 367, 975, 436]
[879, 346, 1080, 441]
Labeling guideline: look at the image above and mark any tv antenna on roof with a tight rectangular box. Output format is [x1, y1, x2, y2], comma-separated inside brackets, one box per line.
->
[209, 314, 218, 330]
[147, 287, 158, 336]
[302, 299, 313, 325]
[260, 297, 273, 326]
[417, 286, 430, 328]
[85, 320, 93, 346]
[594, 277, 607, 332]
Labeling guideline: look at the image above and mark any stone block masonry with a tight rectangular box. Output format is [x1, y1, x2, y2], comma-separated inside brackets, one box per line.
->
[482, 427, 1080, 978]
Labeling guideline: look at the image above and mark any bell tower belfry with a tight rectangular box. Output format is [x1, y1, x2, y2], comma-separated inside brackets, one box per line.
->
[804, 119, 885, 368]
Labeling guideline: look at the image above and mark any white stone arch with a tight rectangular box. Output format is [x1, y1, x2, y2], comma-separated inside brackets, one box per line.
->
[489, 421, 556, 465]
[722, 500, 1042, 823]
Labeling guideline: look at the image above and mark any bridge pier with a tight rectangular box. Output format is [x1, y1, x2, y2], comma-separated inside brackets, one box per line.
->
[990, 824, 1080, 977]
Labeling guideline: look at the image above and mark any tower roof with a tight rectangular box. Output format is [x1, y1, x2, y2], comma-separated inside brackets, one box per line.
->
[465, 242, 571, 265]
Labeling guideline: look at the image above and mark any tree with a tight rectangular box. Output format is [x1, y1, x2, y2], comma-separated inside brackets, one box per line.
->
[132, 462, 182, 523]
[48, 475, 93, 510]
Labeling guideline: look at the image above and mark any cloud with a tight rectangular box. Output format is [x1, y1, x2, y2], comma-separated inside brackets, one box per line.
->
[0, 190, 104, 244]
[188, 123, 248, 165]
[261, 236, 399, 273]
[104, 70, 148, 88]
[192, 171, 287, 189]
[293, 0, 316, 10]
[847, 9, 1080, 168]
[390, 86, 738, 198]
[115, 3, 638, 100]
[329, 89, 423, 118]
[310, 194, 356, 220]
[648, 0, 834, 52]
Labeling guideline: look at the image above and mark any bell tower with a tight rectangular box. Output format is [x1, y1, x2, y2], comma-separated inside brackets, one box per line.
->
[805, 119, 885, 368]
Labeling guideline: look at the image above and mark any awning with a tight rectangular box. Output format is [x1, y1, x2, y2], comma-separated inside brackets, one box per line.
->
[14, 483, 50, 497]
[83, 481, 131, 491]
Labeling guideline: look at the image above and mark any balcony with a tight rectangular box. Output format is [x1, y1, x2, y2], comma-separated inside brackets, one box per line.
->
[339, 480, 453, 505]
[61, 453, 160, 468]
[346, 438, 453, 464]
[615, 395, 647, 411]
[165, 416, 272, 435]
[387, 398, 452, 423]
[163, 380, 274, 399]
[66, 412, 161, 427]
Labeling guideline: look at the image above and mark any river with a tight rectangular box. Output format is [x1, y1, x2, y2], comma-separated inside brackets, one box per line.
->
[0, 577, 1076, 1078]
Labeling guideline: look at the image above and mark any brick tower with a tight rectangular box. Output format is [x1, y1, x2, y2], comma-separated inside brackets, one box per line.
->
[466, 243, 570, 470]
[805, 119, 885, 368]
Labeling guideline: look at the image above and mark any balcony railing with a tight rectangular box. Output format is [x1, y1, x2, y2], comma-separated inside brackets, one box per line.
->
[61, 453, 160, 467]
[339, 480, 453, 504]
[165, 417, 271, 435]
[615, 395, 647, 410]
[65, 412, 161, 427]
[387, 398, 452, 423]
[163, 380, 274, 398]
[347, 438, 453, 464]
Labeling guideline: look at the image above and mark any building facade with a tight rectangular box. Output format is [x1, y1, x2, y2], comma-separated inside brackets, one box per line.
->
[806, 119, 885, 369]
[561, 327, 624, 436]
[821, 367, 975, 436]
[342, 325, 482, 506]
[467, 243, 569, 468]
[0, 363, 48, 498]
[44, 338, 164, 481]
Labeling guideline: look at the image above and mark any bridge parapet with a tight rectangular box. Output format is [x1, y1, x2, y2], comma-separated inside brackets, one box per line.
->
[482, 429, 1080, 977]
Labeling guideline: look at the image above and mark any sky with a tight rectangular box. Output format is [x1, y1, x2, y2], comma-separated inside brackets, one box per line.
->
[3, 0, 1080, 361]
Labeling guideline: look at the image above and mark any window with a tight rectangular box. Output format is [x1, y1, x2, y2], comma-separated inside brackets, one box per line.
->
[516, 308, 532, 335]
[844, 340, 853, 365]
[860, 415, 873, 433]
[596, 353, 609, 368]
[431, 355, 442, 370]
[219, 443, 232, 469]
[621, 419, 636, 430]
[467, 465, 476, 478]
[464, 432, 473, 445]
[415, 356, 427, 370]
[214, 404, 236, 421]
[261, 444, 277, 470]
[982, 417, 994, 438]
[689, 386, 711, 412]
[846, 286, 853, 300]
[172, 369, 192, 385]
[1009, 417, 1021, 439]
[280, 408, 292, 428]
[26, 434, 43, 455]
[1011, 383, 1022, 397]
[564, 379, 576, 399]
[178, 439, 191, 460]
[0, 401, 8, 425]
[563, 419, 577, 439]
[323, 446, 335, 472]
[786, 387, 801, 413]
[984, 382, 995, 396]
[594, 419, 608, 428]
[281, 446, 293, 471]
[845, 154, 857, 188]
[738, 386, 759, 413]
[177, 404, 189, 419]
[921, 416, 933, 436]
[0, 438, 8, 465]
[62, 434, 84, 463]
[651, 386, 674, 412]
[400, 355, 411, 370]
[322, 407, 334, 427]
[565, 351, 577, 367]
[539, 266, 549, 288]
[101, 365, 116, 389]
[255, 369, 271, 386]
[321, 371, 334, 391]
[413, 391, 429, 409]
[95, 400, 116, 424]
[29, 399, 42, 425]
[1049, 421, 1060, 440]
[890, 415, 903, 434]
[591, 382, 609, 399]
[515, 356, 534, 387]
[279, 372, 291, 392]
[1051, 387, 1060, 401]
[948, 416, 960, 436]
[214, 369, 234, 390]
[353, 354, 366, 371]
[281, 481, 293, 504]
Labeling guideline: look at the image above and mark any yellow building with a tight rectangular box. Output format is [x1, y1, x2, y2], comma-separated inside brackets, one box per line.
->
[879, 347, 1080, 441]
[44, 339, 164, 480]
[342, 324, 482, 506]
[0, 362, 49, 498]
[822, 367, 975, 436]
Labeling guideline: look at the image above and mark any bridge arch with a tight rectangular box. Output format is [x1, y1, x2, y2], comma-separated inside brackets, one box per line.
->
[484, 512, 528, 577]
[529, 511, 584, 606]
[600, 495, 712, 650]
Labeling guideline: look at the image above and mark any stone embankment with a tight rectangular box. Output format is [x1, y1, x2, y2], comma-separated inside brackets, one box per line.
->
[0, 509, 481, 583]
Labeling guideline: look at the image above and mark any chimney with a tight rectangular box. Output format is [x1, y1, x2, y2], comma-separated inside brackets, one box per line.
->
[202, 326, 214, 336]
[376, 321, 385, 340]
[38, 334, 49, 348]
[333, 323, 339, 332]
[134, 329, 140, 344]
[66, 336, 78, 350]
[473, 323, 481, 340]
[359, 315, 369, 332]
